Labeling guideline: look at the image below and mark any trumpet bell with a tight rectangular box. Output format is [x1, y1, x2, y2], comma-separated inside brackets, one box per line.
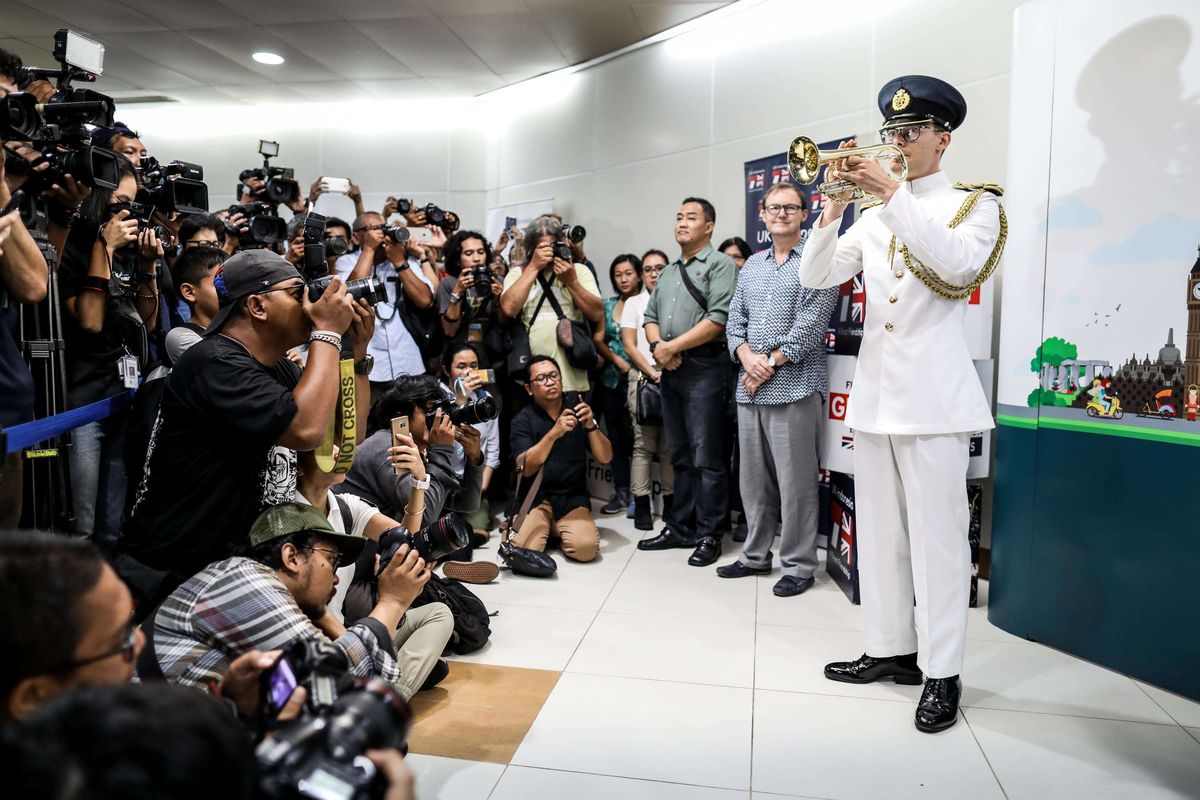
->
[786, 135, 908, 203]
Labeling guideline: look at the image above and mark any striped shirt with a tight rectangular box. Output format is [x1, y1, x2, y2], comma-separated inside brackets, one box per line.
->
[145, 557, 401, 688]
[726, 243, 839, 406]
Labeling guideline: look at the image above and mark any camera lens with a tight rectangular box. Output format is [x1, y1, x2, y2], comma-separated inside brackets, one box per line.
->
[384, 226, 409, 245]
[377, 514, 471, 569]
[447, 396, 498, 426]
[424, 204, 445, 224]
[325, 235, 349, 256]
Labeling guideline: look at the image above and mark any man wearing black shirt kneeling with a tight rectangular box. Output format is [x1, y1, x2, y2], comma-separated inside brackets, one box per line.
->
[509, 356, 612, 562]
[121, 249, 374, 597]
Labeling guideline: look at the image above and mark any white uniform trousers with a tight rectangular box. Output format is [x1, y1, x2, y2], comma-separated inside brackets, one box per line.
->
[853, 431, 971, 679]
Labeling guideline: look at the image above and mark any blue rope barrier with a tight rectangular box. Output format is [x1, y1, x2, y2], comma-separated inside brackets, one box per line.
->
[3, 390, 135, 454]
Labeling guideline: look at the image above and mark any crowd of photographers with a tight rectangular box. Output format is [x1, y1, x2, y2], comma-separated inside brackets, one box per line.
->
[0, 29, 839, 800]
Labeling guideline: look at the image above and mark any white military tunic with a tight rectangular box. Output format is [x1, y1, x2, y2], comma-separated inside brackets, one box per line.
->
[797, 169, 1002, 680]
[798, 170, 997, 434]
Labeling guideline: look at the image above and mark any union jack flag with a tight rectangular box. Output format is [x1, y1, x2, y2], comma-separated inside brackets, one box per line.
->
[841, 434, 854, 450]
[850, 273, 865, 323]
[747, 170, 765, 190]
[839, 512, 854, 565]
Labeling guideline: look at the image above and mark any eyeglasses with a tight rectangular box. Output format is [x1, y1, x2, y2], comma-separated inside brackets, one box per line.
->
[49, 616, 139, 672]
[258, 283, 306, 302]
[878, 124, 938, 144]
[642, 267, 661, 275]
[304, 546, 347, 570]
[764, 203, 805, 217]
[529, 371, 561, 385]
[353, 224, 386, 233]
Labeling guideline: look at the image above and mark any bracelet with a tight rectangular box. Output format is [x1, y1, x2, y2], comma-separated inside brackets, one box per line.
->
[134, 270, 157, 284]
[310, 330, 343, 342]
[309, 333, 342, 349]
[135, 292, 159, 300]
[448, 292, 461, 304]
[403, 504, 426, 517]
[82, 275, 110, 292]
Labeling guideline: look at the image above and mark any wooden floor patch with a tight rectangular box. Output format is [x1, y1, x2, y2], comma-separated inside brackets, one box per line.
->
[407, 662, 561, 764]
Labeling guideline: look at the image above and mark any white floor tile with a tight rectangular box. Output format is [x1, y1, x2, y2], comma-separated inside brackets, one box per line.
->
[403, 754, 505, 800]
[601, 551, 757, 624]
[754, 624, 923, 703]
[567, 610, 756, 687]
[752, 689, 1004, 800]
[966, 707, 1200, 800]
[1188, 727, 1200, 746]
[491, 766, 749, 800]
[446, 603, 596, 671]
[513, 672, 753, 790]
[962, 639, 1175, 723]
[966, 606, 1026, 643]
[1137, 681, 1200, 727]
[754, 574, 864, 631]
[468, 557, 626, 613]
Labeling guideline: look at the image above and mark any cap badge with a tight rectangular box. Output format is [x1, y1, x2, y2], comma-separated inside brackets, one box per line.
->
[892, 88, 911, 111]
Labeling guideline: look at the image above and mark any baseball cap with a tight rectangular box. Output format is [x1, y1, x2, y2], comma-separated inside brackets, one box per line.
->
[202, 248, 303, 336]
[248, 502, 366, 562]
[89, 121, 139, 149]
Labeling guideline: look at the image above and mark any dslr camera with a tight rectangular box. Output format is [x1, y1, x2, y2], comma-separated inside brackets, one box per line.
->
[396, 199, 459, 234]
[376, 512, 473, 571]
[0, 29, 120, 218]
[552, 221, 586, 263]
[106, 200, 171, 291]
[137, 157, 209, 215]
[225, 200, 287, 247]
[468, 263, 495, 299]
[256, 639, 413, 800]
[435, 394, 498, 427]
[300, 212, 385, 305]
[238, 139, 300, 206]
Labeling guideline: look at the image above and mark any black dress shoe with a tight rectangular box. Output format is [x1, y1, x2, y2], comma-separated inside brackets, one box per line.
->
[716, 560, 771, 578]
[637, 528, 691, 551]
[687, 536, 721, 567]
[823, 652, 923, 685]
[915, 676, 962, 733]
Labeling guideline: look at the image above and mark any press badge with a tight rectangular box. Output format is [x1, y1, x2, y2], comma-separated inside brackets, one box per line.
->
[118, 354, 140, 389]
[468, 322, 483, 344]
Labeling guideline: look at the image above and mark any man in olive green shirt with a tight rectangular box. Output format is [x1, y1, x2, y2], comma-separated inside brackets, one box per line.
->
[500, 216, 603, 394]
[638, 197, 738, 567]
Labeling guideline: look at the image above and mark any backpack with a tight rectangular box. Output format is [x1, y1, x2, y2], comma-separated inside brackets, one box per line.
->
[411, 572, 493, 655]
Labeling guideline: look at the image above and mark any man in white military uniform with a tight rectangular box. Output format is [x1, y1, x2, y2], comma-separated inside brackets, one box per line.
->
[796, 75, 1005, 733]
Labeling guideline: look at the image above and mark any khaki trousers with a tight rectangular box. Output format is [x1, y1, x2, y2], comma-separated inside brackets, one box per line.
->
[511, 501, 599, 562]
[391, 601, 454, 700]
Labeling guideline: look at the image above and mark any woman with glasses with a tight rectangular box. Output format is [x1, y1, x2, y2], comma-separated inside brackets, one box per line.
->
[620, 249, 675, 531]
[593, 254, 643, 517]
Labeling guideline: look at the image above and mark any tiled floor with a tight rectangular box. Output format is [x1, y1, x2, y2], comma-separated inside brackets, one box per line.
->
[406, 503, 1200, 799]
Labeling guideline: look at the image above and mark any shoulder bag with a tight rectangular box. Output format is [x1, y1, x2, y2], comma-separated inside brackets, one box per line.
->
[497, 452, 558, 578]
[537, 273, 597, 370]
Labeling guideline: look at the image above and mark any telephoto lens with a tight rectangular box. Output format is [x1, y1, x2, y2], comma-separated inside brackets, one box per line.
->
[383, 226, 410, 245]
[376, 513, 472, 572]
[325, 235, 349, 257]
[443, 396, 498, 426]
[307, 275, 386, 306]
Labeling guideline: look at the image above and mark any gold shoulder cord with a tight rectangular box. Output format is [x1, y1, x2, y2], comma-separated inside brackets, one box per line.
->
[886, 189, 1007, 301]
[314, 358, 358, 474]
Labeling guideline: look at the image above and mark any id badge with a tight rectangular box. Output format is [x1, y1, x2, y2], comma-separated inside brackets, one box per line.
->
[118, 354, 140, 389]
[467, 322, 483, 344]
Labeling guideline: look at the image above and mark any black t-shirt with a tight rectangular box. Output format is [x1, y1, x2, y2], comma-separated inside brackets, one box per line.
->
[58, 223, 146, 407]
[436, 275, 502, 366]
[0, 303, 34, 427]
[510, 402, 590, 517]
[122, 335, 301, 576]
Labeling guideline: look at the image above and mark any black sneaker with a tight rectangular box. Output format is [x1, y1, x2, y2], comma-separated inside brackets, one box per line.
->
[600, 491, 628, 515]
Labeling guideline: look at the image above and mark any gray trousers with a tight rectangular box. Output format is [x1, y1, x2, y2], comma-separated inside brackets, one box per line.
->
[737, 393, 822, 578]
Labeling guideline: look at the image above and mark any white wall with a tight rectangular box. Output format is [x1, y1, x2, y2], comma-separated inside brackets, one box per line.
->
[121, 0, 1025, 289]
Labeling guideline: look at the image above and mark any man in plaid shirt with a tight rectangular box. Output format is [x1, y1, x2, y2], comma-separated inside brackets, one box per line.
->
[141, 503, 430, 690]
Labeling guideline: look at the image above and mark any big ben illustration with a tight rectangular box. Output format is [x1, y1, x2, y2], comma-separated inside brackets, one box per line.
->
[1188, 244, 1200, 388]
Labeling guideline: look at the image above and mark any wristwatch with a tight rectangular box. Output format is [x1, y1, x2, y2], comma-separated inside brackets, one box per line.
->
[412, 475, 431, 490]
[767, 354, 778, 368]
[585, 422, 599, 432]
[395, 261, 410, 273]
[354, 354, 374, 375]
[649, 340, 660, 353]
[448, 292, 462, 304]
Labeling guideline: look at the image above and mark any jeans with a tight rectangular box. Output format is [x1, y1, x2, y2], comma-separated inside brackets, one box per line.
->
[69, 411, 129, 547]
[594, 376, 632, 493]
[660, 352, 730, 543]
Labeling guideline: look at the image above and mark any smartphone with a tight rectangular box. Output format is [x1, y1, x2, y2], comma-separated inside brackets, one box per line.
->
[505, 215, 517, 232]
[407, 226, 434, 244]
[472, 369, 496, 385]
[263, 654, 298, 715]
[563, 391, 581, 411]
[319, 176, 350, 194]
[391, 416, 410, 475]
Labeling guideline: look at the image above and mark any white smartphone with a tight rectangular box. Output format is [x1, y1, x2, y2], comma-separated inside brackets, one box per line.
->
[319, 177, 351, 194]
[407, 226, 434, 244]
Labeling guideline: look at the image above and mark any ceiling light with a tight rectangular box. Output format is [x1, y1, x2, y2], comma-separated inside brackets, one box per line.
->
[252, 52, 284, 66]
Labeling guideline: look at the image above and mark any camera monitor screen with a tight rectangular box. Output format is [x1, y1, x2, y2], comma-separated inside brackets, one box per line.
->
[267, 656, 298, 713]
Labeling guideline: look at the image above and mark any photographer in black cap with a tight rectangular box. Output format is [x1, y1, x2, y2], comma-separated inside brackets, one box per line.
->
[121, 248, 375, 602]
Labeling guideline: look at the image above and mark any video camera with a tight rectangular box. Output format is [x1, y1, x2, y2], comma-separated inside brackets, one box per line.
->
[256, 639, 413, 800]
[300, 212, 384, 305]
[138, 156, 209, 215]
[0, 30, 120, 217]
[225, 200, 287, 247]
[553, 221, 586, 263]
[238, 139, 300, 206]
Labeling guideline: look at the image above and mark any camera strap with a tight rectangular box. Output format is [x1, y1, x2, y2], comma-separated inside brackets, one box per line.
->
[536, 274, 567, 321]
[507, 452, 545, 537]
[314, 358, 357, 474]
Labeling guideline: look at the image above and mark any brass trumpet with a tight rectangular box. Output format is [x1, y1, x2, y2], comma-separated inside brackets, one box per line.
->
[787, 136, 908, 203]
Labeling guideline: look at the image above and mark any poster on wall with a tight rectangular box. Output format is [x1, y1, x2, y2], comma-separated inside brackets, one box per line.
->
[744, 139, 854, 253]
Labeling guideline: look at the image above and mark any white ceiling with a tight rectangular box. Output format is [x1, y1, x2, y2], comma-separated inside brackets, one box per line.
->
[0, 0, 732, 105]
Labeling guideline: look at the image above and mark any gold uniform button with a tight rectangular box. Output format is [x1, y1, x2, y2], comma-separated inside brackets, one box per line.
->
[884, 322, 894, 331]
[894, 270, 903, 278]
[888, 295, 898, 303]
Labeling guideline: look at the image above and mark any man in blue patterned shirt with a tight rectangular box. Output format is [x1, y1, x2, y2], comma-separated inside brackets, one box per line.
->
[718, 183, 838, 596]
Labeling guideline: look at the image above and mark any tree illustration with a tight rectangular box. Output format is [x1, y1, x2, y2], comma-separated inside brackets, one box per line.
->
[1029, 336, 1078, 373]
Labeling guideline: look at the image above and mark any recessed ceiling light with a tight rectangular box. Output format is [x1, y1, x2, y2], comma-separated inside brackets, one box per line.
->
[252, 52, 285, 65]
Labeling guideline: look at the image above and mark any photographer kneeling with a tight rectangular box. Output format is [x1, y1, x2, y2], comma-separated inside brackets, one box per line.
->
[142, 503, 427, 691]
[509, 356, 612, 563]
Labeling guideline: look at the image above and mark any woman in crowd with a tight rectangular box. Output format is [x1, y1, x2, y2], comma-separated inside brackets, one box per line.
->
[619, 249, 674, 531]
[719, 236, 753, 269]
[439, 342, 501, 538]
[593, 254, 642, 516]
[58, 155, 161, 549]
